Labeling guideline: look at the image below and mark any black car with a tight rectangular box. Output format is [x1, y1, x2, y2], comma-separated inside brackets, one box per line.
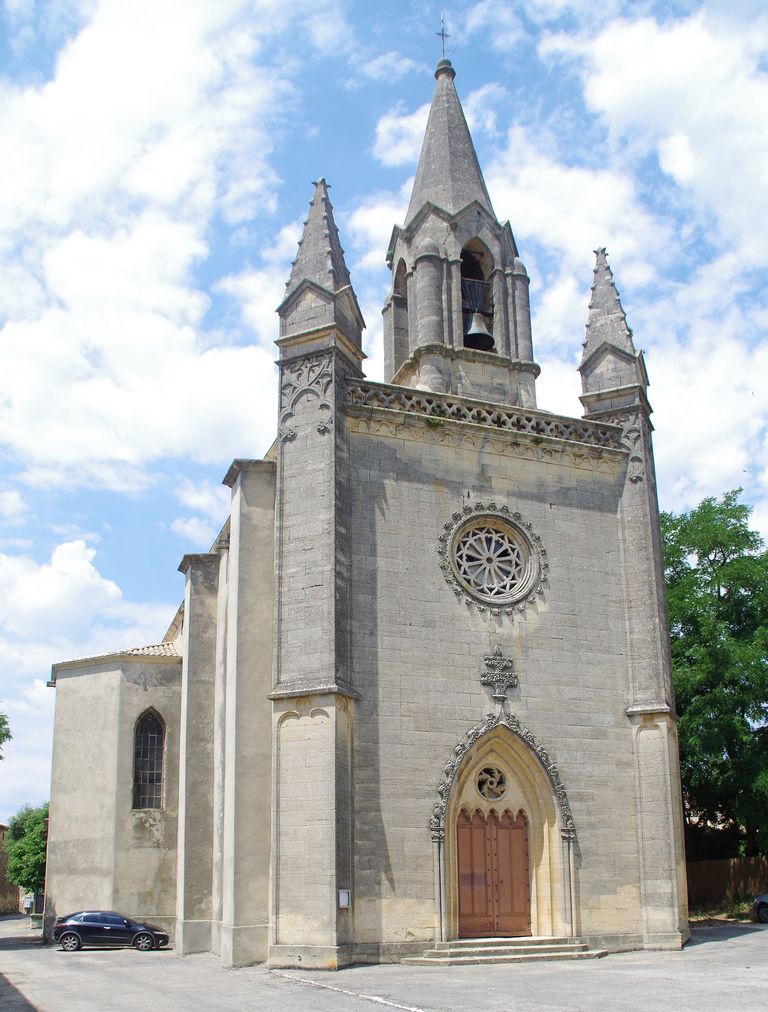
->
[52, 911, 169, 951]
[754, 893, 768, 923]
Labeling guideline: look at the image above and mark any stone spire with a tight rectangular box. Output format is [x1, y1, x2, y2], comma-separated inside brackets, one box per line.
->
[579, 247, 647, 411]
[382, 59, 538, 406]
[277, 179, 364, 354]
[581, 247, 636, 363]
[284, 178, 351, 300]
[405, 59, 495, 225]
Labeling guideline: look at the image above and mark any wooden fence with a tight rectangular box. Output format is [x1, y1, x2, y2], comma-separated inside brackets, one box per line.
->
[687, 856, 768, 905]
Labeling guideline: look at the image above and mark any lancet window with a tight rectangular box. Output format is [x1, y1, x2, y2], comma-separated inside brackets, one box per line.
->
[132, 709, 165, 809]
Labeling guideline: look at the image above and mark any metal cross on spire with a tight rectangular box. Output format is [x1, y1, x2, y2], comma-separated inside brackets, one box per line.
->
[436, 15, 450, 58]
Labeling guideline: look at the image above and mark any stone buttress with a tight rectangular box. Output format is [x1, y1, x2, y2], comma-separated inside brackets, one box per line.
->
[580, 248, 688, 945]
[268, 179, 364, 968]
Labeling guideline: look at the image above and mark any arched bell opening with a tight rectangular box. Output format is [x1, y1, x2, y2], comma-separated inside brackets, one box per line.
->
[391, 258, 409, 372]
[443, 726, 570, 940]
[460, 240, 495, 352]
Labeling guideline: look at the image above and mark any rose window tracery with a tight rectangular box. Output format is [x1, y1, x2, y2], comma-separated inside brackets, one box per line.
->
[455, 523, 526, 599]
[437, 502, 548, 615]
[477, 765, 506, 800]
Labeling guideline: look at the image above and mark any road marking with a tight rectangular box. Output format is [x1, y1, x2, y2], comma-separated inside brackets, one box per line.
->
[270, 970, 426, 1011]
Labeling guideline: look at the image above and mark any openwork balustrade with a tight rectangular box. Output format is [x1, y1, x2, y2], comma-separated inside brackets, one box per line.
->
[345, 380, 623, 450]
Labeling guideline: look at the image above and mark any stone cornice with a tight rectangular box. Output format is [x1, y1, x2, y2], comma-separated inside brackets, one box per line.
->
[626, 703, 677, 720]
[390, 343, 541, 385]
[345, 379, 626, 465]
[178, 552, 219, 575]
[580, 384, 653, 421]
[275, 326, 366, 368]
[269, 682, 360, 702]
[222, 457, 276, 488]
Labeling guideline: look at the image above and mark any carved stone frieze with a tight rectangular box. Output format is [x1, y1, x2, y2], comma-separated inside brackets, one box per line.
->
[437, 501, 548, 616]
[345, 414, 620, 474]
[430, 711, 575, 842]
[279, 350, 335, 441]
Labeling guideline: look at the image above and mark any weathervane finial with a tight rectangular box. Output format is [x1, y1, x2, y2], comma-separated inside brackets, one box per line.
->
[436, 15, 450, 58]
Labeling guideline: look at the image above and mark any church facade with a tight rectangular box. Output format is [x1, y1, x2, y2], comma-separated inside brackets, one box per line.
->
[44, 59, 689, 968]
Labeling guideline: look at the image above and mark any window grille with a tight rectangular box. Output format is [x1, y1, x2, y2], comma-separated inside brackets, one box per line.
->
[133, 711, 165, 809]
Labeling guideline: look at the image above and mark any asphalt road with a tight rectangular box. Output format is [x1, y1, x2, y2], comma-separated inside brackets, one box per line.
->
[1, 916, 766, 1011]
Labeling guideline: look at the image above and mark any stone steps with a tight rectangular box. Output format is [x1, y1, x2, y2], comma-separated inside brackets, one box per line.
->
[401, 936, 608, 966]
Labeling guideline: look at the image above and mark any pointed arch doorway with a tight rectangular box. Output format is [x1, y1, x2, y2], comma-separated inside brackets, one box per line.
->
[457, 808, 531, 937]
[431, 712, 577, 942]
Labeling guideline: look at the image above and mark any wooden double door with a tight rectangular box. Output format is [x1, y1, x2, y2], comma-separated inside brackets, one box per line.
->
[457, 809, 531, 937]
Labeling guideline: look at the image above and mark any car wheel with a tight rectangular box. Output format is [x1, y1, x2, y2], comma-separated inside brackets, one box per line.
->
[60, 932, 82, 952]
[757, 904, 768, 924]
[133, 932, 154, 951]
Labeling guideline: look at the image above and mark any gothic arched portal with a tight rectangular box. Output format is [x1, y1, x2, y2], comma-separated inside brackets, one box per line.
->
[432, 713, 576, 941]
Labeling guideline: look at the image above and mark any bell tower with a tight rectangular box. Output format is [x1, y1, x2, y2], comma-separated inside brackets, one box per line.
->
[382, 59, 539, 408]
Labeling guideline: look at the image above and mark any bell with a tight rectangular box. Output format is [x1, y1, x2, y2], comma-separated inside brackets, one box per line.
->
[464, 312, 495, 352]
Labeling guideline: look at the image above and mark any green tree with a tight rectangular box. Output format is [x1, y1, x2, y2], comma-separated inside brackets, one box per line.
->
[5, 802, 49, 893]
[0, 708, 10, 758]
[661, 489, 768, 857]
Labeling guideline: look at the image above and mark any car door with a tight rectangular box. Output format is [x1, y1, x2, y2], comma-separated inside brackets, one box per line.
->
[78, 912, 106, 945]
[103, 913, 133, 946]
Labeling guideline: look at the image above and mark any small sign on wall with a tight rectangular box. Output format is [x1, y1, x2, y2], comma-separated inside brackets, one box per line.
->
[338, 889, 351, 908]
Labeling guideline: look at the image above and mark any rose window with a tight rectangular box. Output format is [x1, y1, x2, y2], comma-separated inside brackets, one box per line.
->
[455, 523, 526, 599]
[477, 766, 506, 800]
[438, 503, 547, 614]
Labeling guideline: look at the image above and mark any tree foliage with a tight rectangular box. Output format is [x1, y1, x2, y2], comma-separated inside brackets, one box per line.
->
[5, 802, 49, 892]
[0, 708, 10, 759]
[661, 490, 768, 856]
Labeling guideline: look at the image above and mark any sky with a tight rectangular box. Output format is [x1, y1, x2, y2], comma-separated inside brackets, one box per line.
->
[1, 0, 768, 823]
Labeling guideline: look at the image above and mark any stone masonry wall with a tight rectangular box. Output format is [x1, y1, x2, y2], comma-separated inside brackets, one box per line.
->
[346, 416, 643, 947]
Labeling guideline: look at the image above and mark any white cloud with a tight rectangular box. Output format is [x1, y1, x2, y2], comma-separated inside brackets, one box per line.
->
[346, 185, 410, 273]
[171, 515, 219, 548]
[541, 13, 768, 265]
[177, 478, 230, 521]
[356, 51, 424, 82]
[535, 352, 583, 418]
[487, 125, 673, 283]
[0, 538, 173, 655]
[0, 489, 27, 526]
[0, 540, 120, 639]
[171, 477, 231, 548]
[0, 0, 352, 491]
[532, 270, 589, 355]
[216, 219, 302, 348]
[464, 1, 525, 51]
[464, 83, 509, 138]
[373, 102, 429, 168]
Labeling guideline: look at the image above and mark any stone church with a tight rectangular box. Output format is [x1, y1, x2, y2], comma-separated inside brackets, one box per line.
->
[45, 58, 689, 968]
